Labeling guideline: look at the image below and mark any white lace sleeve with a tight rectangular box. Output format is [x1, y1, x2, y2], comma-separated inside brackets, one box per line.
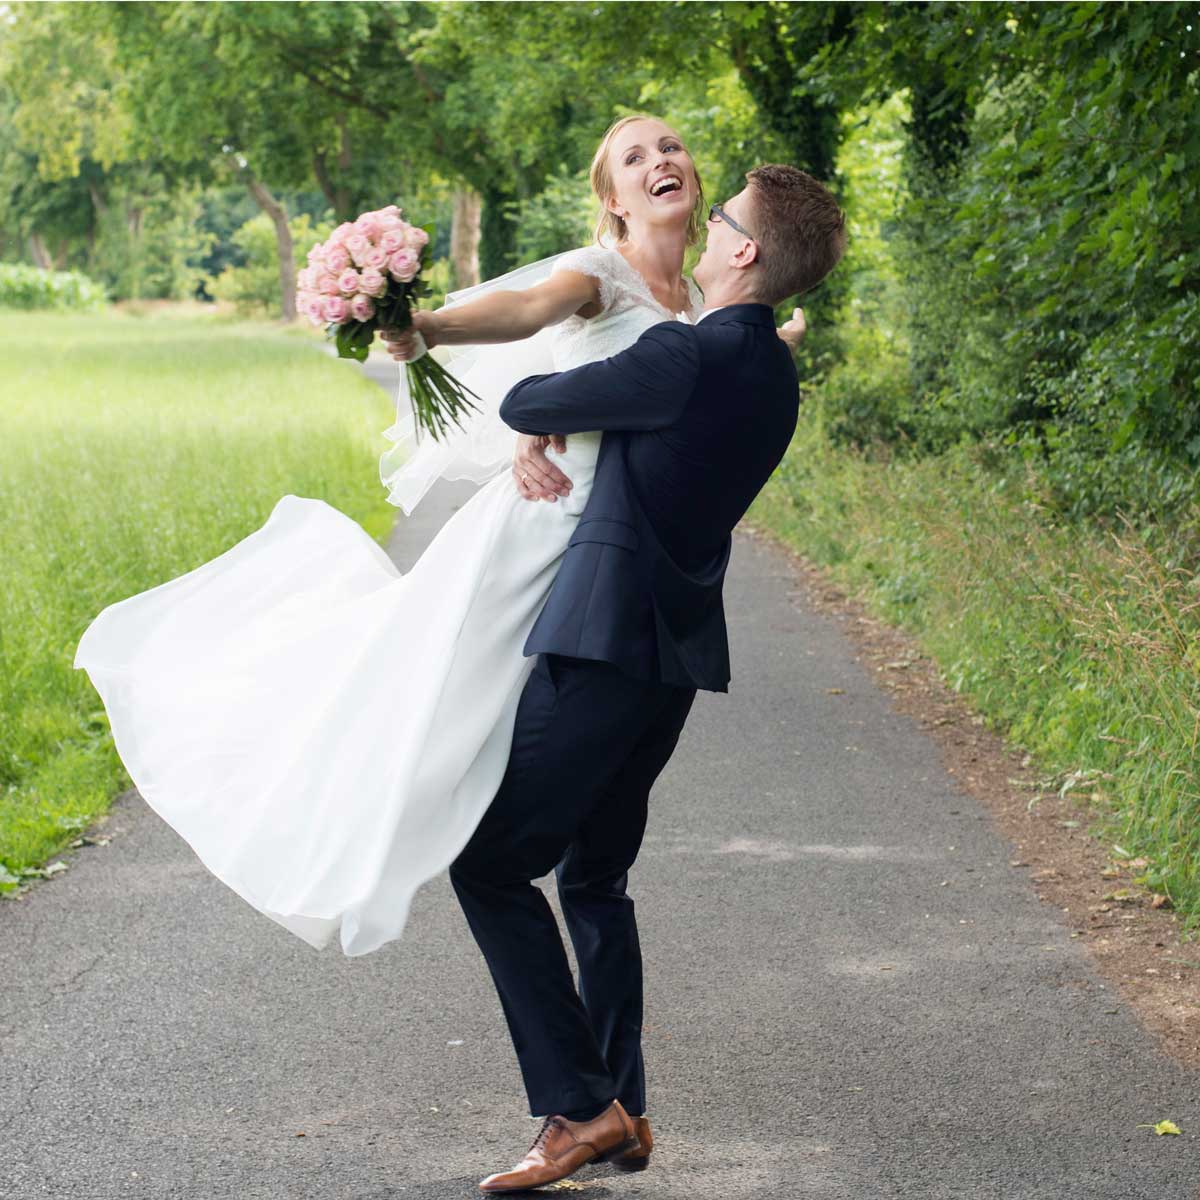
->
[551, 246, 621, 314]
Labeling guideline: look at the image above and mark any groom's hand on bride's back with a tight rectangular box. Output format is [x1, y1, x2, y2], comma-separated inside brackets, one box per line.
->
[513, 434, 572, 502]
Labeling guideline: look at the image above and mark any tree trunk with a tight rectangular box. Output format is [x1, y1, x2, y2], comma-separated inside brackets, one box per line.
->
[86, 182, 107, 262]
[28, 233, 53, 270]
[479, 184, 516, 281]
[313, 114, 354, 221]
[313, 151, 342, 220]
[244, 169, 296, 322]
[450, 187, 481, 290]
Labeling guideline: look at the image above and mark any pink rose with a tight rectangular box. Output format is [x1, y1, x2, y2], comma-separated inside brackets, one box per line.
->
[359, 266, 387, 297]
[387, 248, 420, 282]
[299, 292, 325, 326]
[360, 245, 388, 271]
[354, 213, 383, 241]
[333, 222, 355, 240]
[349, 293, 376, 322]
[345, 233, 370, 266]
[405, 226, 430, 250]
[323, 295, 349, 324]
[379, 227, 408, 254]
[305, 245, 324, 267]
[317, 272, 340, 296]
[325, 245, 351, 274]
[337, 268, 361, 296]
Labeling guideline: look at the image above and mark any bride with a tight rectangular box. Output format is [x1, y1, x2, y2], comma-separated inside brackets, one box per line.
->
[75, 114, 803, 956]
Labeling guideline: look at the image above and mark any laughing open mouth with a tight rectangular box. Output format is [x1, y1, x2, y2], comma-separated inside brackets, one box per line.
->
[649, 176, 683, 197]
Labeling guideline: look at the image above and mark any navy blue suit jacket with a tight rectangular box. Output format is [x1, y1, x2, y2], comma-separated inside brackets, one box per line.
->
[499, 304, 799, 692]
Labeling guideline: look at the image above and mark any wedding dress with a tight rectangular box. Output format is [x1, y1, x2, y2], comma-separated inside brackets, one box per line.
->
[74, 247, 703, 957]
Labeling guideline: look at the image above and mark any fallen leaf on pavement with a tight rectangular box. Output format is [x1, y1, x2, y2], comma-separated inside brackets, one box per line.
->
[1134, 1120, 1181, 1136]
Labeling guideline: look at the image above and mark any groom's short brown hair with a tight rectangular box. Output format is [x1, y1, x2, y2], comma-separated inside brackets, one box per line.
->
[746, 165, 847, 305]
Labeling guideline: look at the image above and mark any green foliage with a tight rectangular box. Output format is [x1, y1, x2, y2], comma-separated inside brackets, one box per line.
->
[0, 263, 106, 310]
[93, 180, 216, 301]
[508, 165, 594, 263]
[884, 2, 1200, 518]
[0, 310, 395, 880]
[211, 211, 335, 314]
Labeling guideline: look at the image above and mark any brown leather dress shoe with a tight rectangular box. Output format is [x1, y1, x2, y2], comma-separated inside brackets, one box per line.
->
[612, 1115, 653, 1171]
[478, 1100, 637, 1193]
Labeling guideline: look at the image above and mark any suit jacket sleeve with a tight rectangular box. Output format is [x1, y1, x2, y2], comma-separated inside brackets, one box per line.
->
[499, 322, 700, 435]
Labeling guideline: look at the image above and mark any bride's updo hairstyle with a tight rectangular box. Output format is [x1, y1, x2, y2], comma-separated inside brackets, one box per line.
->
[590, 113, 706, 247]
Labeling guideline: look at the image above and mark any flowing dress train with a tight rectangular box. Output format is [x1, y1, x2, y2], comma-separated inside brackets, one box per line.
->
[74, 247, 702, 956]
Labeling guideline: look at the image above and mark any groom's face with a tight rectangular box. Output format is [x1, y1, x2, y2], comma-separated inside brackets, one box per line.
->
[694, 187, 758, 291]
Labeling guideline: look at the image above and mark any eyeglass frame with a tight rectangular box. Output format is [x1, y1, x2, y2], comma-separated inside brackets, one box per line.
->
[708, 201, 758, 247]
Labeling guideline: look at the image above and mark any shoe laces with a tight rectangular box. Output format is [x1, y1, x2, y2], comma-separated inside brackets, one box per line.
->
[529, 1116, 564, 1154]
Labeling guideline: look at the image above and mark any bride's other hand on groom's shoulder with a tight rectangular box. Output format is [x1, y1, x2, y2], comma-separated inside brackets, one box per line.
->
[777, 307, 807, 351]
[514, 433, 572, 503]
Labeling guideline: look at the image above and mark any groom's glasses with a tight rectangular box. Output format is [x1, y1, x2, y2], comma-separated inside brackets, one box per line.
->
[709, 202, 756, 243]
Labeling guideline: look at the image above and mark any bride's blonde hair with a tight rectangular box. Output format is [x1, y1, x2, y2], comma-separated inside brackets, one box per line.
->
[589, 113, 706, 247]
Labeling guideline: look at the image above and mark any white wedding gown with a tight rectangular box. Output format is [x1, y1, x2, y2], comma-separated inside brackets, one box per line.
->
[75, 247, 703, 956]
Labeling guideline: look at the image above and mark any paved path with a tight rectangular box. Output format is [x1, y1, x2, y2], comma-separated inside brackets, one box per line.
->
[3, 360, 1198, 1198]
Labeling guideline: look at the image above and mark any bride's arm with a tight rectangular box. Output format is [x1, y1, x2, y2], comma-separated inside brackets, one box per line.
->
[379, 270, 599, 361]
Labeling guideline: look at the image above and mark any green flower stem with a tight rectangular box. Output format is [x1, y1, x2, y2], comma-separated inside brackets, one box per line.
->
[405, 356, 482, 443]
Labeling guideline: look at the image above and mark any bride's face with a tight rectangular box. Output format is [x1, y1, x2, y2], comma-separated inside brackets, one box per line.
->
[605, 119, 697, 235]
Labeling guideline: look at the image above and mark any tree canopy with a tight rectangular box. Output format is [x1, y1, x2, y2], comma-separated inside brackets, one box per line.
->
[2, 0, 1196, 518]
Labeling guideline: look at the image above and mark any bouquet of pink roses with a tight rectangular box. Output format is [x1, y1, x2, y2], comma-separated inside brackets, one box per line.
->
[297, 205, 478, 440]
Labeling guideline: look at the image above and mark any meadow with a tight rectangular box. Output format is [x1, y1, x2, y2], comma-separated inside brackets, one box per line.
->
[0, 310, 396, 886]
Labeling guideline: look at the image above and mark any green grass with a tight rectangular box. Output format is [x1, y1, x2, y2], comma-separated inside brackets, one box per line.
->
[0, 309, 397, 886]
[749, 419, 1200, 937]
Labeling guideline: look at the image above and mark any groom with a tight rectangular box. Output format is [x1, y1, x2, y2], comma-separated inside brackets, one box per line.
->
[450, 164, 846, 1193]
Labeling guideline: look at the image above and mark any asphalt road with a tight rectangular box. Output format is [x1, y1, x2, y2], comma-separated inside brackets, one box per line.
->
[3, 356, 1198, 1198]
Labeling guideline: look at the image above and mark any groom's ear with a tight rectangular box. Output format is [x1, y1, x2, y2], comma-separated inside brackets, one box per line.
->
[732, 239, 760, 270]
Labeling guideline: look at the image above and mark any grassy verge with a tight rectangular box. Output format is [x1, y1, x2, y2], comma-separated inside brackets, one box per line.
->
[748, 420, 1200, 936]
[0, 309, 396, 888]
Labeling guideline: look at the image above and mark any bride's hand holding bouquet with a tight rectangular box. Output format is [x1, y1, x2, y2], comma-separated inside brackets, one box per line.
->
[297, 206, 478, 440]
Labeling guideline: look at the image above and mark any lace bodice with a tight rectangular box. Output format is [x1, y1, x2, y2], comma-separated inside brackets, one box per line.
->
[550, 246, 705, 372]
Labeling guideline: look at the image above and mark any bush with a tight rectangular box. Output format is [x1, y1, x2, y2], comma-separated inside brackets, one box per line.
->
[0, 264, 106, 311]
